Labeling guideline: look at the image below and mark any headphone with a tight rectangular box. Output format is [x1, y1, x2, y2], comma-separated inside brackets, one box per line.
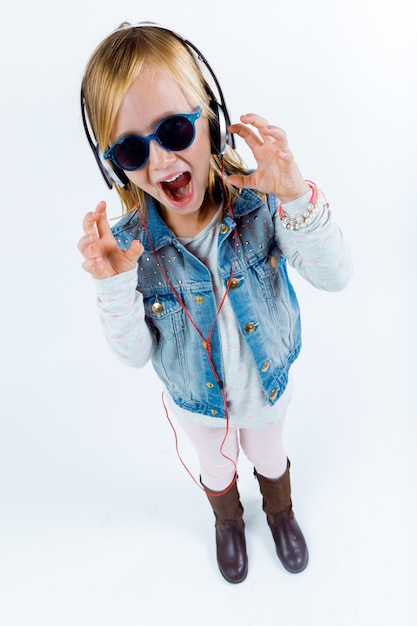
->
[81, 23, 235, 189]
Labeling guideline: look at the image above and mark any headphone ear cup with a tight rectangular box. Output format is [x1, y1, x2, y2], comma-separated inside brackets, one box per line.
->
[209, 99, 228, 155]
[94, 145, 129, 189]
[108, 163, 130, 188]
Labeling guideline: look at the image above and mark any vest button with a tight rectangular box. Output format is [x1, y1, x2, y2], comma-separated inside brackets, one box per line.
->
[269, 389, 278, 401]
[270, 255, 278, 269]
[244, 322, 256, 334]
[195, 295, 204, 304]
[228, 278, 240, 290]
[210, 409, 218, 415]
[261, 360, 271, 373]
[151, 300, 164, 314]
[220, 224, 229, 235]
[206, 382, 214, 389]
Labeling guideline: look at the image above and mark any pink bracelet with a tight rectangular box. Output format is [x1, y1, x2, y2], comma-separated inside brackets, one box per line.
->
[278, 181, 321, 230]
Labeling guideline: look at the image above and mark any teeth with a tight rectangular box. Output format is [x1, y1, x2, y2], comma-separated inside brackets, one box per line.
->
[163, 173, 182, 184]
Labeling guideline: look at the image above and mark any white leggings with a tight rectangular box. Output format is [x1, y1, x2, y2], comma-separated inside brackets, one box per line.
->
[177, 416, 288, 492]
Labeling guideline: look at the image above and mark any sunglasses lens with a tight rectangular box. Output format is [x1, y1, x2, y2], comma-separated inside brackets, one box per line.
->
[107, 112, 198, 170]
[113, 137, 148, 170]
[158, 116, 194, 151]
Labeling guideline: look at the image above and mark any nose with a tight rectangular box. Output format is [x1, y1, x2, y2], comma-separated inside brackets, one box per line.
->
[148, 138, 176, 170]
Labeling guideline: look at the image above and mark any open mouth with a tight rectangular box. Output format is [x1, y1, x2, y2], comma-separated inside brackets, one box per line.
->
[161, 172, 192, 203]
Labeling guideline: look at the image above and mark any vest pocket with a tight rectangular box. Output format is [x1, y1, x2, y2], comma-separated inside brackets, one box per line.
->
[252, 255, 300, 356]
[144, 293, 190, 397]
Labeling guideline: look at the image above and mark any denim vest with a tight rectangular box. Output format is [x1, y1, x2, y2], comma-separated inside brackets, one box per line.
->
[112, 189, 301, 419]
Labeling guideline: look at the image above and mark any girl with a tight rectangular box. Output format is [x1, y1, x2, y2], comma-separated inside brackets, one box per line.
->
[78, 23, 352, 584]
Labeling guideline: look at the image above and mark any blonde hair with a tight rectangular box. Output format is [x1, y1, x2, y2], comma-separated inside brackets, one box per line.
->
[82, 23, 247, 215]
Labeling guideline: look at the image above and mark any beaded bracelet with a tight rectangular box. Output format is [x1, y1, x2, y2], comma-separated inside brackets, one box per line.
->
[278, 181, 324, 230]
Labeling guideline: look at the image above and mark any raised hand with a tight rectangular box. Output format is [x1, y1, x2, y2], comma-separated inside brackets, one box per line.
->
[227, 114, 310, 203]
[78, 201, 143, 279]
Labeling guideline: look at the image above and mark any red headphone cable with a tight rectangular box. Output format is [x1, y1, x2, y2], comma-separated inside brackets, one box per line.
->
[127, 164, 239, 496]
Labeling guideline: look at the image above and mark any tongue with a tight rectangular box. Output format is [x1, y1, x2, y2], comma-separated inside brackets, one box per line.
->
[163, 172, 191, 201]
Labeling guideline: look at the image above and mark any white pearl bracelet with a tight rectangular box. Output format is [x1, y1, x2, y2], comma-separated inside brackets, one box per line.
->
[280, 199, 320, 230]
[278, 181, 325, 230]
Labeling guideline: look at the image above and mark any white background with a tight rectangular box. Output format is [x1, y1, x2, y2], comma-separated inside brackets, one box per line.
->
[0, 0, 416, 624]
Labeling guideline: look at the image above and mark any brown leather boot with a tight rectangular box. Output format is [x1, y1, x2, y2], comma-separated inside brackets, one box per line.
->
[204, 479, 248, 583]
[255, 460, 308, 573]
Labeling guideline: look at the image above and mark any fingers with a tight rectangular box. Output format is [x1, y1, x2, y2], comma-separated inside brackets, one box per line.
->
[81, 256, 108, 279]
[78, 201, 144, 279]
[81, 200, 114, 241]
[94, 202, 115, 239]
[228, 120, 264, 151]
[227, 173, 255, 190]
[79, 202, 111, 278]
[79, 200, 113, 265]
[227, 113, 310, 199]
[77, 231, 100, 260]
[82, 201, 106, 236]
[125, 239, 144, 265]
[229, 114, 289, 151]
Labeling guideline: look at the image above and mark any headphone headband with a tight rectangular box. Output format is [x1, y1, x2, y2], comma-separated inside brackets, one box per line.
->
[81, 22, 234, 189]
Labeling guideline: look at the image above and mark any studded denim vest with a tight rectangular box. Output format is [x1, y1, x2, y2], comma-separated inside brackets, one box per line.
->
[111, 188, 301, 419]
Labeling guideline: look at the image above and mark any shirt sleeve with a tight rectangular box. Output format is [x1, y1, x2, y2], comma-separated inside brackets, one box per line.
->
[274, 189, 353, 291]
[93, 268, 154, 368]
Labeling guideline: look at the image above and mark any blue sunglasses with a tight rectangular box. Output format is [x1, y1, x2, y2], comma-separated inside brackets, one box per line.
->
[104, 106, 202, 171]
